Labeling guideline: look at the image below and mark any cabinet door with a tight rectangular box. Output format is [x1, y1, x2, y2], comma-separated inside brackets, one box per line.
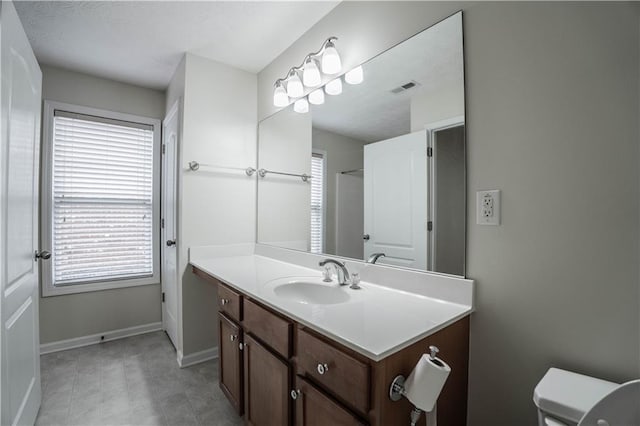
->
[219, 313, 243, 414]
[244, 334, 291, 426]
[293, 376, 365, 426]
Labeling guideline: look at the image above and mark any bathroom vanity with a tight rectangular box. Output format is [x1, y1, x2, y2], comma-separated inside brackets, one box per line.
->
[190, 11, 472, 425]
[190, 246, 473, 426]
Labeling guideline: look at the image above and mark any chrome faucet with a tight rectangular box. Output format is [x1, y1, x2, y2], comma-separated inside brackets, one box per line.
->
[318, 259, 350, 286]
[367, 252, 386, 264]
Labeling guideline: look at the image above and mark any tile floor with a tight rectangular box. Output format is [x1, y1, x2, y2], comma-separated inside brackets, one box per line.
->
[36, 331, 243, 426]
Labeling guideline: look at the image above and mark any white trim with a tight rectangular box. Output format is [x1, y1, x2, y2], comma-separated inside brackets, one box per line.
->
[425, 115, 466, 273]
[423, 115, 465, 132]
[39, 322, 162, 355]
[41, 100, 162, 297]
[177, 346, 219, 368]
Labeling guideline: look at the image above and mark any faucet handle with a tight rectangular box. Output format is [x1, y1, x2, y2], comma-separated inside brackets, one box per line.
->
[322, 266, 333, 282]
[350, 273, 361, 290]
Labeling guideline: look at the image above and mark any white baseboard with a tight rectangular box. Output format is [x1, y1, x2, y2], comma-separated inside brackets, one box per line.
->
[40, 322, 163, 355]
[177, 346, 218, 368]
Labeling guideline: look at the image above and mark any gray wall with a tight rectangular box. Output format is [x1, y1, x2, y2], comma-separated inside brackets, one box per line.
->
[258, 2, 640, 424]
[312, 127, 367, 256]
[40, 65, 165, 344]
[434, 125, 465, 276]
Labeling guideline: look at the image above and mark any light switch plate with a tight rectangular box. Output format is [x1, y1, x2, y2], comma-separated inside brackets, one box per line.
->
[477, 190, 501, 225]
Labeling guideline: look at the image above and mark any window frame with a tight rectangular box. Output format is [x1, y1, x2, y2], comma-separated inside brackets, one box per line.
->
[310, 149, 327, 254]
[41, 100, 161, 297]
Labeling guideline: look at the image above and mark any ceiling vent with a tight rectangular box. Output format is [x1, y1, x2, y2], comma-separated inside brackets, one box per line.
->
[390, 80, 421, 94]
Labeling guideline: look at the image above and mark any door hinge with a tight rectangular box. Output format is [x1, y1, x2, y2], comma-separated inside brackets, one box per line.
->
[427, 221, 433, 231]
[161, 218, 164, 229]
[162, 292, 165, 303]
[427, 147, 433, 157]
[162, 144, 166, 155]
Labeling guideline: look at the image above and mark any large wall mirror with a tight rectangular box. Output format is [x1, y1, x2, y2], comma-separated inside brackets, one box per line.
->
[257, 12, 465, 276]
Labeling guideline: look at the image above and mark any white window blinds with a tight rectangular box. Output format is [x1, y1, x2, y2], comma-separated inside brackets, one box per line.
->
[52, 110, 155, 285]
[310, 153, 325, 254]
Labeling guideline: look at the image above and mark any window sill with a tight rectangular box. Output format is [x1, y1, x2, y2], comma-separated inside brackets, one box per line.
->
[41, 276, 159, 297]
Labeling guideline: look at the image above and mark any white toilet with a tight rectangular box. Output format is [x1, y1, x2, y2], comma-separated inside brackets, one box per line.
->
[534, 368, 619, 426]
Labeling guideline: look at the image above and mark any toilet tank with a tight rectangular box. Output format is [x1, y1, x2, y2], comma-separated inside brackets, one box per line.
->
[534, 368, 618, 426]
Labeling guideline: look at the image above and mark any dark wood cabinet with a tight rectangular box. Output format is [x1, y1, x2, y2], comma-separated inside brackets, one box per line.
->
[243, 333, 291, 426]
[293, 376, 364, 426]
[218, 313, 243, 415]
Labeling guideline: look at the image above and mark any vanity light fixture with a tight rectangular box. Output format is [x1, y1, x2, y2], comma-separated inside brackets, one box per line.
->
[273, 37, 362, 113]
[294, 98, 309, 113]
[325, 77, 343, 96]
[308, 88, 325, 105]
[345, 65, 364, 85]
[272, 37, 342, 107]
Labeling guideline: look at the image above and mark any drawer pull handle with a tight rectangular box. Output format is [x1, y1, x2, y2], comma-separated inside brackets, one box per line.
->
[230, 334, 237, 342]
[317, 363, 329, 375]
[239, 342, 248, 350]
[290, 389, 301, 400]
[220, 298, 230, 305]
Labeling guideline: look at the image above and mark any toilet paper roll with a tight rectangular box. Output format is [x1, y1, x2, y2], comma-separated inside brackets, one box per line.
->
[403, 354, 451, 412]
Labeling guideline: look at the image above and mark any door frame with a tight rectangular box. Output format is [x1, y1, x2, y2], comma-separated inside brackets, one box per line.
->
[424, 115, 465, 272]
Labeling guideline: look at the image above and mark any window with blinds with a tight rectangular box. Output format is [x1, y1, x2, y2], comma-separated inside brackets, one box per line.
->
[310, 152, 325, 254]
[51, 110, 155, 286]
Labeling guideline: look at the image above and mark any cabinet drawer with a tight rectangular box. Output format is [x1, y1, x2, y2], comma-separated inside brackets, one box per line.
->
[243, 298, 292, 358]
[296, 327, 370, 415]
[294, 376, 365, 426]
[218, 283, 242, 322]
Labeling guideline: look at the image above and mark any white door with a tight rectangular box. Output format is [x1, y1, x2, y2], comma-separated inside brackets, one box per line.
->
[364, 130, 428, 270]
[161, 101, 179, 349]
[1, 2, 43, 425]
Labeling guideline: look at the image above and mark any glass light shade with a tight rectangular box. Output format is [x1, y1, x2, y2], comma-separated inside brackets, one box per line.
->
[303, 59, 322, 88]
[325, 78, 342, 96]
[273, 82, 289, 107]
[308, 88, 325, 105]
[293, 97, 309, 113]
[345, 65, 364, 85]
[321, 42, 342, 75]
[286, 72, 304, 98]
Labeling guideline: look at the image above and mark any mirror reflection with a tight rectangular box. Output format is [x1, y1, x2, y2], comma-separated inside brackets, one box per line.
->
[257, 12, 465, 276]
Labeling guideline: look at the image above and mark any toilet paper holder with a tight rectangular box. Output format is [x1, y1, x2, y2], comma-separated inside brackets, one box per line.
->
[389, 345, 450, 426]
[389, 345, 441, 401]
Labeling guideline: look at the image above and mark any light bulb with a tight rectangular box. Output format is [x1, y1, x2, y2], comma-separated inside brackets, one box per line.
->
[321, 40, 341, 75]
[325, 78, 342, 96]
[286, 72, 304, 98]
[308, 88, 325, 105]
[302, 58, 322, 88]
[273, 82, 289, 107]
[294, 97, 309, 113]
[345, 65, 364, 85]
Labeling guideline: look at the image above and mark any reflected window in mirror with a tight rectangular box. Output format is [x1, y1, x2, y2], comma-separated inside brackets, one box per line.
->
[310, 151, 326, 254]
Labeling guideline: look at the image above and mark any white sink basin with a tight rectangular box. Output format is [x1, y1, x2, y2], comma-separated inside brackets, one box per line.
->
[267, 277, 350, 305]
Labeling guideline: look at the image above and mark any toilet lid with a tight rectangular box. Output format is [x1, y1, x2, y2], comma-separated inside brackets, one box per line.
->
[534, 368, 619, 423]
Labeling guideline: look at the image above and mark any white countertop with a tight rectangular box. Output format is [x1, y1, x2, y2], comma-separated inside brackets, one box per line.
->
[190, 247, 473, 361]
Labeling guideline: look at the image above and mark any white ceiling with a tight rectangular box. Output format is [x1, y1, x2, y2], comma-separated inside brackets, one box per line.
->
[14, 1, 340, 90]
[311, 12, 463, 143]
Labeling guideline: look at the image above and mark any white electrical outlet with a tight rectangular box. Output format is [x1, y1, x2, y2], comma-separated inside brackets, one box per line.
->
[477, 190, 501, 225]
